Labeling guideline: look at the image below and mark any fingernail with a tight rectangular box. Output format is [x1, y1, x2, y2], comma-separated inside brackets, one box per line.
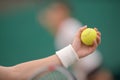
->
[84, 25, 87, 27]
[95, 27, 98, 30]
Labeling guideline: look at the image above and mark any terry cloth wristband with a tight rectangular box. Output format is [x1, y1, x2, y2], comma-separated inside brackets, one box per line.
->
[56, 44, 79, 68]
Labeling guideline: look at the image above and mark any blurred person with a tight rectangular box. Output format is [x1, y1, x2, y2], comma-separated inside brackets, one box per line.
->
[39, 1, 104, 80]
[0, 26, 101, 80]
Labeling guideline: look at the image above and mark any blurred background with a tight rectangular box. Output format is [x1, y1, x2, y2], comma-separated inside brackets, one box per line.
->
[0, 0, 120, 80]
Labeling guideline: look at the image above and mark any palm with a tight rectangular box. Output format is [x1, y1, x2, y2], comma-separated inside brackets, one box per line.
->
[72, 37, 96, 58]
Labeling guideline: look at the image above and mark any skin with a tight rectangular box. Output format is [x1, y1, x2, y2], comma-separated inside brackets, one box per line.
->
[0, 26, 101, 80]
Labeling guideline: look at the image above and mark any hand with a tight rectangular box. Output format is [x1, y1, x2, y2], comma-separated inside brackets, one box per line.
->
[72, 25, 101, 58]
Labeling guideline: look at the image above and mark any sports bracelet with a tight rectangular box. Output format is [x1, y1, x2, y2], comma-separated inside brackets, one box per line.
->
[56, 44, 79, 68]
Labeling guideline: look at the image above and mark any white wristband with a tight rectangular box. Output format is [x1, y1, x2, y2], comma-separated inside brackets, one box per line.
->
[56, 44, 79, 68]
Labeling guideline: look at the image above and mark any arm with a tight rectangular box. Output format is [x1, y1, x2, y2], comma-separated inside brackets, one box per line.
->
[0, 26, 101, 80]
[0, 55, 61, 80]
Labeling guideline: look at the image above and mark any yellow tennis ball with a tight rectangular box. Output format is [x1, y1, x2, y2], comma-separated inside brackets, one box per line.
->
[81, 28, 97, 46]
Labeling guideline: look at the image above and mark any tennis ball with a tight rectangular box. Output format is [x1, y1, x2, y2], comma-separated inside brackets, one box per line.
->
[81, 28, 97, 46]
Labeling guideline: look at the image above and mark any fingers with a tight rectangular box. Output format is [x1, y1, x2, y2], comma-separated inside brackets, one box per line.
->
[94, 27, 101, 36]
[97, 35, 101, 44]
[92, 39, 98, 49]
[97, 32, 101, 36]
[94, 27, 101, 44]
[94, 27, 98, 31]
[80, 25, 87, 32]
[76, 25, 87, 37]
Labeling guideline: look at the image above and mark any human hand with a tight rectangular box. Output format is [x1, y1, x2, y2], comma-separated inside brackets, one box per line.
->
[72, 25, 101, 58]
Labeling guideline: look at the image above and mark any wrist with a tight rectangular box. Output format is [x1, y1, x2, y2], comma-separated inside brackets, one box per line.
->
[56, 44, 79, 68]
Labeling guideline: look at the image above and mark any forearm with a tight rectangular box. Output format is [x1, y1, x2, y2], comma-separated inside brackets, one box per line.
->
[0, 67, 10, 79]
[0, 44, 83, 80]
[10, 55, 62, 80]
[0, 45, 77, 80]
